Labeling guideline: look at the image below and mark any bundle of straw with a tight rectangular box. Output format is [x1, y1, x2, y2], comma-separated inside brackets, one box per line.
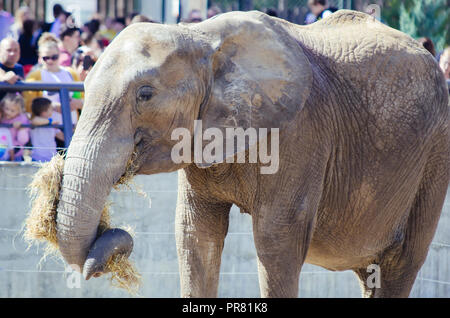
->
[24, 154, 141, 295]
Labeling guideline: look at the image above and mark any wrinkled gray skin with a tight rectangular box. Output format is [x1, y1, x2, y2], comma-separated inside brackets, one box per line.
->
[83, 228, 133, 280]
[55, 10, 449, 297]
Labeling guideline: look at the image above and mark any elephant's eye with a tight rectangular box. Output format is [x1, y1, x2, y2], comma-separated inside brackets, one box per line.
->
[137, 86, 153, 102]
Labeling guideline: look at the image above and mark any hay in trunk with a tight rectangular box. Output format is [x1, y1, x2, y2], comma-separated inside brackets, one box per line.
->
[24, 154, 141, 295]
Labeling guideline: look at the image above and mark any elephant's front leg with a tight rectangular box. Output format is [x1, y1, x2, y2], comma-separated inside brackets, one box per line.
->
[253, 200, 318, 297]
[175, 175, 232, 297]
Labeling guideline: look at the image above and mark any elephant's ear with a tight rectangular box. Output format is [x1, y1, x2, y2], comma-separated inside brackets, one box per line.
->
[195, 12, 312, 167]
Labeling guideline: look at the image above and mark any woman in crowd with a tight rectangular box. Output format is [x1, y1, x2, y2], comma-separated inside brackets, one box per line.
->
[23, 33, 83, 129]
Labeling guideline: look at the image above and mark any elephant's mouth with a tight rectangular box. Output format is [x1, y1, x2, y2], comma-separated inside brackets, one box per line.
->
[114, 149, 140, 187]
[113, 127, 156, 186]
[132, 128, 182, 174]
[131, 129, 155, 173]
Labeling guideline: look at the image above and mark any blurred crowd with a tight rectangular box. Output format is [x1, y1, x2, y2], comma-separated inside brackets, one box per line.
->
[0, 1, 449, 163]
[0, 3, 159, 163]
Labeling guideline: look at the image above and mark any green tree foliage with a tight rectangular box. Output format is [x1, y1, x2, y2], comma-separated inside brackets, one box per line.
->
[383, 0, 449, 53]
[382, 0, 413, 29]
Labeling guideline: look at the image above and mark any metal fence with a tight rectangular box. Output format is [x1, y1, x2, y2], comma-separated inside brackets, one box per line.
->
[0, 81, 84, 148]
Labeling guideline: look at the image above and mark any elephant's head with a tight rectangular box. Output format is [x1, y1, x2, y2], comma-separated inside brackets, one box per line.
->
[56, 11, 312, 277]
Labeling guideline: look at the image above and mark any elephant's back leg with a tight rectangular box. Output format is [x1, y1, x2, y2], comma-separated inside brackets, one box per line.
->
[355, 131, 449, 298]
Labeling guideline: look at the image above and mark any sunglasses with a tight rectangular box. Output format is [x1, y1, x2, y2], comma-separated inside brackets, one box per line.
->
[42, 54, 59, 62]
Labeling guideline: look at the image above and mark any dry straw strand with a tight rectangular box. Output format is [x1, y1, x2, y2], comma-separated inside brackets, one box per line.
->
[24, 153, 141, 294]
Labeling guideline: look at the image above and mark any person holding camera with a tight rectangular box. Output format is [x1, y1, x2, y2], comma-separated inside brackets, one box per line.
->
[72, 48, 96, 82]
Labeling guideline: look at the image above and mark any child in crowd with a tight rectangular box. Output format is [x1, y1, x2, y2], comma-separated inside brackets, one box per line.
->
[30, 97, 64, 162]
[0, 107, 14, 161]
[0, 93, 30, 160]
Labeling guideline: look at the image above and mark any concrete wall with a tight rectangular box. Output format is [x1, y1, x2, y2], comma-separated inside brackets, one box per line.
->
[0, 163, 449, 297]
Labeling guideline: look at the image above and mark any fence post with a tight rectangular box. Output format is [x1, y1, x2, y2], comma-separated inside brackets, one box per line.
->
[59, 88, 74, 148]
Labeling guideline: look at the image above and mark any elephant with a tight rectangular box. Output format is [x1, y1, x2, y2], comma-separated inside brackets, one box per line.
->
[54, 10, 449, 298]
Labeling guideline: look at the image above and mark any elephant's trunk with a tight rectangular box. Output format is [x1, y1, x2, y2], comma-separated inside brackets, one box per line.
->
[56, 129, 135, 275]
[83, 228, 134, 280]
